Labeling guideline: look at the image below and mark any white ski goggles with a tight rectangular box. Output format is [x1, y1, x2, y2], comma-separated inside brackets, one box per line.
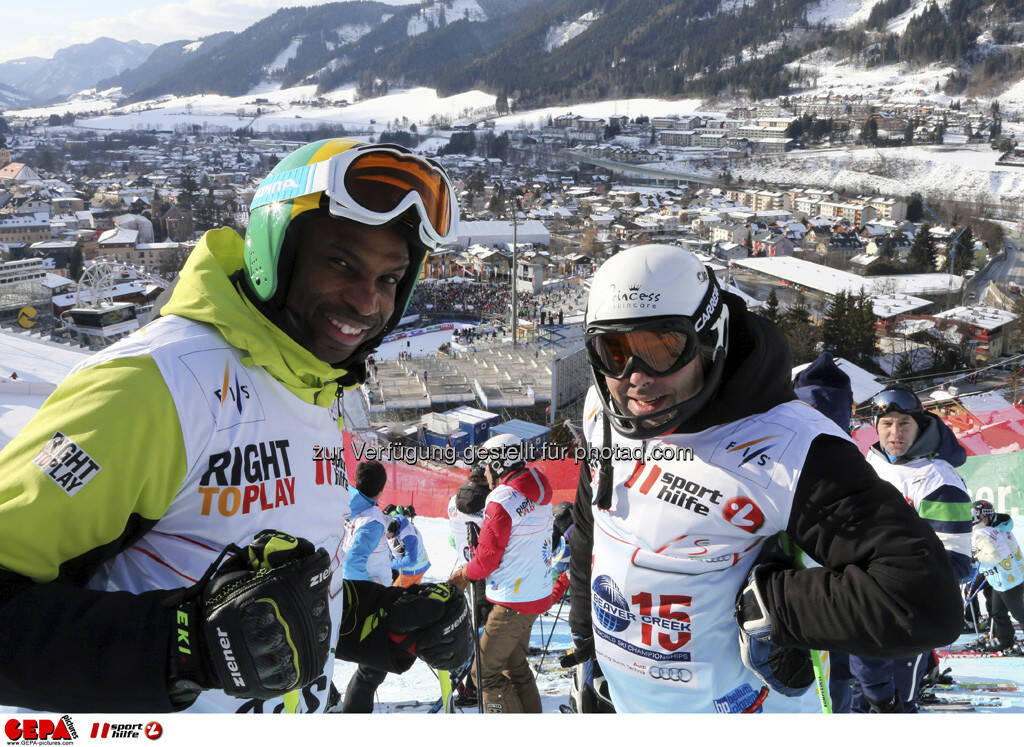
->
[251, 144, 458, 250]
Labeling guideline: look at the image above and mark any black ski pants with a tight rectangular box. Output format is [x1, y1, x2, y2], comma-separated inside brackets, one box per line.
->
[341, 664, 389, 713]
[990, 582, 1024, 648]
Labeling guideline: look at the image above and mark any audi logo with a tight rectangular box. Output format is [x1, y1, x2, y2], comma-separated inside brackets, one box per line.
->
[648, 666, 693, 682]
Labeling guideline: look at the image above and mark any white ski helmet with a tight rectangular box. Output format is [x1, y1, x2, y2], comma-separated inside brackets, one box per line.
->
[479, 432, 527, 477]
[584, 244, 730, 438]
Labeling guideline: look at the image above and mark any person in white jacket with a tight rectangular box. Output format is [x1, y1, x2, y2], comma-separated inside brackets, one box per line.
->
[970, 500, 1024, 654]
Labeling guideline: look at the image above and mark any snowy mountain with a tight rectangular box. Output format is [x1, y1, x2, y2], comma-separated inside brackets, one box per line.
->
[0, 82, 31, 110]
[0, 38, 155, 105]
[10, 0, 1024, 112]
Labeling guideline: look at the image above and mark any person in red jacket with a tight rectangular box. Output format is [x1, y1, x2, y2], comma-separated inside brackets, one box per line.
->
[449, 433, 565, 713]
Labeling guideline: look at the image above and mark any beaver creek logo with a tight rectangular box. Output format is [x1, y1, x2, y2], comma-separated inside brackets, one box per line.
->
[592, 575, 633, 633]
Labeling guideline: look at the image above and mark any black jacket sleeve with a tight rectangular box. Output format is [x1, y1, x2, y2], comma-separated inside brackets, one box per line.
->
[568, 457, 595, 642]
[763, 435, 963, 658]
[0, 568, 176, 712]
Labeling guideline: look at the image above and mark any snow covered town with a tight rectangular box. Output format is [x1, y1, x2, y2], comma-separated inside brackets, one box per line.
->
[4, 31, 1024, 713]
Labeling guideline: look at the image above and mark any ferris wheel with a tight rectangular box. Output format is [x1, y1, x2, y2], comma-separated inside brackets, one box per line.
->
[74, 258, 120, 309]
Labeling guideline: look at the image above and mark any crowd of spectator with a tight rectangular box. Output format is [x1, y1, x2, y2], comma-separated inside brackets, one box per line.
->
[409, 281, 528, 317]
[409, 280, 587, 325]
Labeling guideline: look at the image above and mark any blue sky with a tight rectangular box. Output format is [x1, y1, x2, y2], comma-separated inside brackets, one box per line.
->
[2, 0, 421, 63]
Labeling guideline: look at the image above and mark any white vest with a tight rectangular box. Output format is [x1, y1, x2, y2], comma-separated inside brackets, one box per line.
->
[973, 525, 1024, 592]
[388, 517, 430, 574]
[343, 502, 391, 585]
[78, 316, 349, 713]
[448, 493, 483, 565]
[483, 470, 554, 605]
[865, 451, 972, 559]
[582, 387, 844, 713]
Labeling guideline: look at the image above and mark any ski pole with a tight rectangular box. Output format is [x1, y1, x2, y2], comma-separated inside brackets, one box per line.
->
[963, 577, 987, 609]
[468, 581, 485, 714]
[537, 595, 566, 673]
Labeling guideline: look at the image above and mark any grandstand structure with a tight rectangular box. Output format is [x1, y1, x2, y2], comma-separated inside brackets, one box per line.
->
[0, 259, 53, 328]
[362, 326, 587, 425]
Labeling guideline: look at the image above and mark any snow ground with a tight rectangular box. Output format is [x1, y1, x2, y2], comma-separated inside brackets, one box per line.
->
[343, 514, 1024, 715]
[544, 11, 603, 53]
[330, 515, 573, 713]
[805, 0, 949, 34]
[63, 86, 499, 135]
[654, 142, 1024, 203]
[0, 328, 89, 449]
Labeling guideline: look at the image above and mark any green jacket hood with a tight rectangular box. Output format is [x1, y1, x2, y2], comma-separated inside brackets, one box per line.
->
[159, 226, 346, 407]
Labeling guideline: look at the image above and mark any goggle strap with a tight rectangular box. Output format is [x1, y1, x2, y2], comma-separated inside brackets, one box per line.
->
[250, 150, 455, 245]
[692, 268, 722, 334]
[250, 161, 329, 210]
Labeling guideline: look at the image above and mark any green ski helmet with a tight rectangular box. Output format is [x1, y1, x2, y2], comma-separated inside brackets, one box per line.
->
[243, 137, 459, 362]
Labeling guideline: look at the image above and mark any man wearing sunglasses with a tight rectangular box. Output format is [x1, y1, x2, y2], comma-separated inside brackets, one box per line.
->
[0, 139, 472, 713]
[565, 244, 962, 713]
[851, 387, 974, 712]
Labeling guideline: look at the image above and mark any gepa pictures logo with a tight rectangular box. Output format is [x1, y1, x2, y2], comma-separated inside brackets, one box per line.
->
[5, 716, 76, 743]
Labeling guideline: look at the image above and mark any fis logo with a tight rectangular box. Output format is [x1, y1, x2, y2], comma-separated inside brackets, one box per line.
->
[213, 361, 250, 415]
[725, 436, 779, 467]
[180, 350, 265, 430]
[33, 431, 101, 497]
[4, 716, 76, 742]
[713, 429, 794, 488]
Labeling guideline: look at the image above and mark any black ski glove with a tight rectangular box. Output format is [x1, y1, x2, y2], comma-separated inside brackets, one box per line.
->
[466, 521, 481, 550]
[735, 563, 814, 697]
[337, 581, 473, 673]
[559, 636, 595, 668]
[168, 530, 332, 709]
[388, 583, 473, 670]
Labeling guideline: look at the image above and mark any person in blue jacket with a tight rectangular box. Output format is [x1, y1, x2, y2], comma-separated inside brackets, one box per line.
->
[384, 505, 432, 586]
[335, 461, 394, 712]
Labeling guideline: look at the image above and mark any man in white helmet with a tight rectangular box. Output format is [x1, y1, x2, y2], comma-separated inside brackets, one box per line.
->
[564, 243, 962, 713]
[448, 433, 567, 712]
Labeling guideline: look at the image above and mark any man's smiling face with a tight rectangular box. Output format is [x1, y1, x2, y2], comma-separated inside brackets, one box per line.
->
[269, 213, 411, 365]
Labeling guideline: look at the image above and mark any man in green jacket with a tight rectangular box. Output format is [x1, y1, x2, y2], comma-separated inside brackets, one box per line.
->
[0, 138, 471, 713]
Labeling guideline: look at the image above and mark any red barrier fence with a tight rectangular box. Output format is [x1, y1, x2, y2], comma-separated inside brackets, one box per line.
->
[344, 433, 579, 517]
